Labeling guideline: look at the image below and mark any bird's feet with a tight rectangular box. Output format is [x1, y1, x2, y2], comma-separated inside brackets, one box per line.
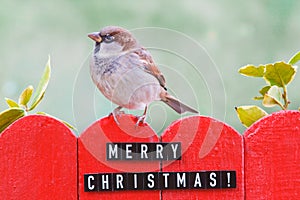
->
[110, 106, 148, 126]
[110, 106, 124, 125]
[135, 114, 146, 126]
[135, 106, 148, 126]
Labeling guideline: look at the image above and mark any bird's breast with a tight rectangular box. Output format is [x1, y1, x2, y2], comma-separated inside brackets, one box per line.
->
[90, 54, 162, 110]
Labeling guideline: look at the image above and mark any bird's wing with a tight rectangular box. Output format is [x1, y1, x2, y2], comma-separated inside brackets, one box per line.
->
[133, 48, 167, 90]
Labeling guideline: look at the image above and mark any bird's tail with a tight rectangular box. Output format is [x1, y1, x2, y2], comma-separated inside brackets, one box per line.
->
[163, 94, 198, 114]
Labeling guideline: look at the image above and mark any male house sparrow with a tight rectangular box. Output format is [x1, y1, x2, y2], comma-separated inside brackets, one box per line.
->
[88, 26, 198, 124]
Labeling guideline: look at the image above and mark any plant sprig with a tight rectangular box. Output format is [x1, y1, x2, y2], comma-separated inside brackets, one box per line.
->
[236, 51, 300, 128]
[0, 56, 75, 133]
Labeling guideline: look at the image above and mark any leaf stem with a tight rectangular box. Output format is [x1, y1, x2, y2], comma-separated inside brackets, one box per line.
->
[282, 85, 289, 110]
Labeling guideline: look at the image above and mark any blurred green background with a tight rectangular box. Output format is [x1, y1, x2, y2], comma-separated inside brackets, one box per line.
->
[1, 0, 299, 134]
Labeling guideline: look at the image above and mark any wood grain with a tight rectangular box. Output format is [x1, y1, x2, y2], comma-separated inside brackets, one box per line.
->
[161, 116, 244, 199]
[0, 115, 77, 199]
[244, 110, 300, 199]
[78, 114, 160, 199]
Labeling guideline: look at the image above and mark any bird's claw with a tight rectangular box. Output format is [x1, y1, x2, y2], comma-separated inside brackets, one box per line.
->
[110, 106, 124, 125]
[109, 106, 147, 127]
[135, 115, 146, 126]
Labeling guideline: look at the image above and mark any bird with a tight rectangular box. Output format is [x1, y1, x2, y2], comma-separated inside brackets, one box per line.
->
[88, 26, 198, 125]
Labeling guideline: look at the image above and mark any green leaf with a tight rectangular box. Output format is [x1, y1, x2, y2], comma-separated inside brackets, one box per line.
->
[18, 85, 34, 107]
[238, 65, 265, 77]
[5, 98, 19, 108]
[0, 108, 26, 133]
[288, 51, 300, 65]
[29, 56, 51, 111]
[263, 62, 296, 87]
[60, 120, 77, 131]
[253, 86, 271, 101]
[235, 105, 268, 127]
[259, 86, 271, 96]
[262, 85, 284, 109]
[36, 112, 77, 130]
[253, 96, 264, 100]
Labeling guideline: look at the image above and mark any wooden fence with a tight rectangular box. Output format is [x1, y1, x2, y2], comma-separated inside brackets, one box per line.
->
[0, 110, 299, 199]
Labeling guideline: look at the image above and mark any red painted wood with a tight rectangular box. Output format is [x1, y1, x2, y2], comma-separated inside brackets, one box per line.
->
[5, 111, 299, 199]
[244, 110, 300, 199]
[78, 114, 160, 199]
[0, 115, 77, 199]
[161, 116, 244, 199]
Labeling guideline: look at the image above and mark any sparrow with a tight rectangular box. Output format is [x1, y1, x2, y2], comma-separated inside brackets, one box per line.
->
[88, 26, 198, 125]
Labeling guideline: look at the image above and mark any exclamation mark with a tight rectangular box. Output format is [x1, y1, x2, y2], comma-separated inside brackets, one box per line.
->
[227, 172, 231, 187]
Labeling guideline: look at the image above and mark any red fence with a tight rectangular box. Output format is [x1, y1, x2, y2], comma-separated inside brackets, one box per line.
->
[0, 110, 300, 199]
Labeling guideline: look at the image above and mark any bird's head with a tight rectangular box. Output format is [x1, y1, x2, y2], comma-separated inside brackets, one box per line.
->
[88, 26, 138, 57]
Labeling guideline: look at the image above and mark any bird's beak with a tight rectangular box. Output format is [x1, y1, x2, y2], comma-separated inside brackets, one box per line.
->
[88, 32, 102, 43]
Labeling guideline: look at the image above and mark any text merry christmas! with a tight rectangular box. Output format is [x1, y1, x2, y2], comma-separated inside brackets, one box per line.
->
[84, 171, 236, 192]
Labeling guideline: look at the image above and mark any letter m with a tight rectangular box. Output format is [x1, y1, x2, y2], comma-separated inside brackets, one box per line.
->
[107, 143, 119, 160]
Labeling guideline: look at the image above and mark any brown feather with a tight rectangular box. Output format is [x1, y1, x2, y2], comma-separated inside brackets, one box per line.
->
[162, 94, 198, 114]
[134, 48, 167, 90]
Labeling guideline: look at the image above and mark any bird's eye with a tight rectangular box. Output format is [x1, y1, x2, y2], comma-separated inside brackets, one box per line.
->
[104, 34, 114, 43]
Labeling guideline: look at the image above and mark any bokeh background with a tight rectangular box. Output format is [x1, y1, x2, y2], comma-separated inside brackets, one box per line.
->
[1, 0, 299, 135]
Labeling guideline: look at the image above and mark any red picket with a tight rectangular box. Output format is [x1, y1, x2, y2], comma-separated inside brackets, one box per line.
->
[2, 111, 300, 199]
[78, 115, 160, 200]
[244, 110, 300, 199]
[0, 115, 77, 199]
[161, 116, 244, 199]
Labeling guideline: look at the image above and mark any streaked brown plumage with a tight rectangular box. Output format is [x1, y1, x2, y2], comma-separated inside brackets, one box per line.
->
[88, 26, 198, 124]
